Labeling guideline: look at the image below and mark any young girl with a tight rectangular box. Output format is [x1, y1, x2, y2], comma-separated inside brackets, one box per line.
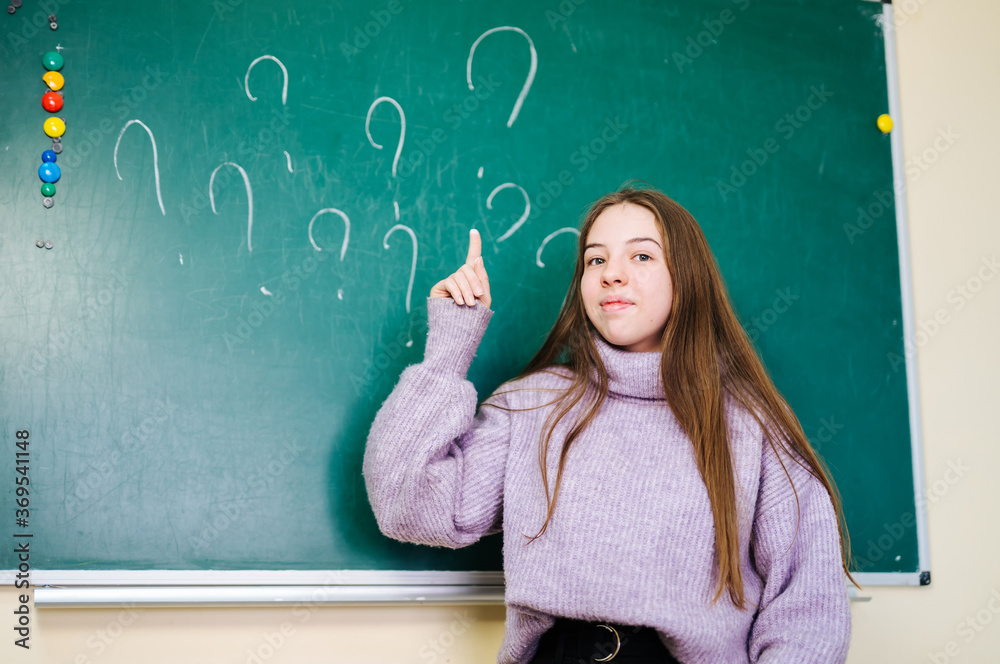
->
[363, 184, 859, 664]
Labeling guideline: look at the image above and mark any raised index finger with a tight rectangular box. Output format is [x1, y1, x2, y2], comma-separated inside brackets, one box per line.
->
[465, 228, 482, 266]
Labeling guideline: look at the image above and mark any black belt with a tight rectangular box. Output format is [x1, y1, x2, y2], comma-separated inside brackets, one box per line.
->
[530, 617, 681, 663]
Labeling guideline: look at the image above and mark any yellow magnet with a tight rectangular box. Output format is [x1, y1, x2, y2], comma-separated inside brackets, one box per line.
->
[877, 114, 893, 134]
[43, 117, 65, 138]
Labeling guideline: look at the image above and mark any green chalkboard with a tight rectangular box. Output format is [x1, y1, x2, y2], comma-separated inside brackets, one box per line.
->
[1, 0, 922, 580]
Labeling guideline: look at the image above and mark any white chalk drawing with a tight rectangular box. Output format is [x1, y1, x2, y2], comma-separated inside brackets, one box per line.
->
[113, 119, 165, 216]
[467, 27, 537, 127]
[365, 96, 406, 177]
[487, 183, 531, 242]
[245, 55, 289, 105]
[307, 208, 350, 260]
[284, 150, 294, 172]
[209, 162, 255, 254]
[393, 200, 400, 221]
[383, 224, 418, 313]
[536, 227, 580, 268]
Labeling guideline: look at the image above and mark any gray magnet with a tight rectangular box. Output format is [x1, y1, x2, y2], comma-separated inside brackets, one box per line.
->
[51, 142, 63, 153]
[6, 6, 14, 14]
[50, 21, 57, 30]
[48, 14, 56, 21]
[44, 241, 53, 250]
[52, 136, 61, 143]
[35, 240, 45, 248]
[42, 197, 54, 208]
[12, 0, 22, 7]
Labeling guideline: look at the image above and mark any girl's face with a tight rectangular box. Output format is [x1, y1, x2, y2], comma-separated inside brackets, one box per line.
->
[581, 203, 673, 352]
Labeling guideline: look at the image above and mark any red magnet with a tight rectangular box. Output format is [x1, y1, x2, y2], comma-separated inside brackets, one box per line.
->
[42, 90, 64, 112]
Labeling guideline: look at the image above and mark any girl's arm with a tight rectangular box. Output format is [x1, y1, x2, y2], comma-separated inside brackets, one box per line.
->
[747, 438, 852, 663]
[361, 296, 510, 549]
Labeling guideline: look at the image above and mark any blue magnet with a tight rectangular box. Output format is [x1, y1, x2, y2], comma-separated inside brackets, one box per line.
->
[42, 149, 57, 163]
[39, 162, 61, 183]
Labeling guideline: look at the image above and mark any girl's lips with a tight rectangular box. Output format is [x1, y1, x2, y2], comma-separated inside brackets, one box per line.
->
[601, 301, 633, 312]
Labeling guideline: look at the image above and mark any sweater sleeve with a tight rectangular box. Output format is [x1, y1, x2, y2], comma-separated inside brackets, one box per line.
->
[748, 434, 852, 663]
[361, 296, 511, 549]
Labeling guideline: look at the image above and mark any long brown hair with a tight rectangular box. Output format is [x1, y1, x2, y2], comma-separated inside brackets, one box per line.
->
[488, 183, 860, 609]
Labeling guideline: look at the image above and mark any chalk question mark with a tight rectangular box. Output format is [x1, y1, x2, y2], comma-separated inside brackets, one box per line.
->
[382, 224, 417, 314]
[467, 27, 537, 128]
[209, 162, 254, 254]
[113, 119, 165, 215]
[308, 208, 351, 301]
[365, 97, 406, 177]
[244, 55, 294, 172]
[487, 182, 531, 243]
[536, 227, 580, 268]
[245, 55, 288, 105]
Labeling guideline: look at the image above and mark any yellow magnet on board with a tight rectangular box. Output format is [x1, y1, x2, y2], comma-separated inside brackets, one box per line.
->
[43, 117, 66, 138]
[42, 71, 64, 91]
[877, 114, 893, 134]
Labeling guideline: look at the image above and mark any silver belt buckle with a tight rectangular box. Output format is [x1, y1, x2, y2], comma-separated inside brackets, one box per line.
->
[594, 624, 621, 661]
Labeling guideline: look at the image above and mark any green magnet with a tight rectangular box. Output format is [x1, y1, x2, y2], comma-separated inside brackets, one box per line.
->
[41, 182, 56, 197]
[42, 51, 64, 71]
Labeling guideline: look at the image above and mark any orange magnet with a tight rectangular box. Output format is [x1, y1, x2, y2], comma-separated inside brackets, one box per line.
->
[42, 71, 64, 91]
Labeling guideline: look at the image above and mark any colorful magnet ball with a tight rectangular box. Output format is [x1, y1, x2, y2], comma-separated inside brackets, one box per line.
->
[42, 71, 64, 91]
[43, 117, 65, 138]
[42, 90, 63, 112]
[42, 51, 63, 71]
[42, 149, 57, 163]
[41, 183, 56, 197]
[39, 163, 61, 183]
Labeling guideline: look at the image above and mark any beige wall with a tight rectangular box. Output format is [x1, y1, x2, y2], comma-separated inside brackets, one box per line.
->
[4, 0, 998, 661]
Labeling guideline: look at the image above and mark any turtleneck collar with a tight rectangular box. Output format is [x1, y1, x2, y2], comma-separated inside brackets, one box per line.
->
[590, 330, 666, 401]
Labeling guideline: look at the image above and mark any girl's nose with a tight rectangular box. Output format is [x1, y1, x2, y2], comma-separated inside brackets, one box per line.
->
[601, 260, 627, 286]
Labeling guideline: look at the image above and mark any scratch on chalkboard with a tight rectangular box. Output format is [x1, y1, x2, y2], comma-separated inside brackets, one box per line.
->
[560, 24, 577, 53]
[192, 15, 216, 65]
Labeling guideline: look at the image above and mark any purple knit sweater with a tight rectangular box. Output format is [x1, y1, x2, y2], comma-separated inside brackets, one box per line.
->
[362, 297, 851, 664]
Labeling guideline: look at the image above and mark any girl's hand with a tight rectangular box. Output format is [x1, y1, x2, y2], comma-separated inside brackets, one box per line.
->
[429, 229, 491, 308]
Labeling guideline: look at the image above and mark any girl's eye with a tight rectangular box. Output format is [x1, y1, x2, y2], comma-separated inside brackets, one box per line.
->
[634, 254, 652, 262]
[586, 256, 604, 266]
